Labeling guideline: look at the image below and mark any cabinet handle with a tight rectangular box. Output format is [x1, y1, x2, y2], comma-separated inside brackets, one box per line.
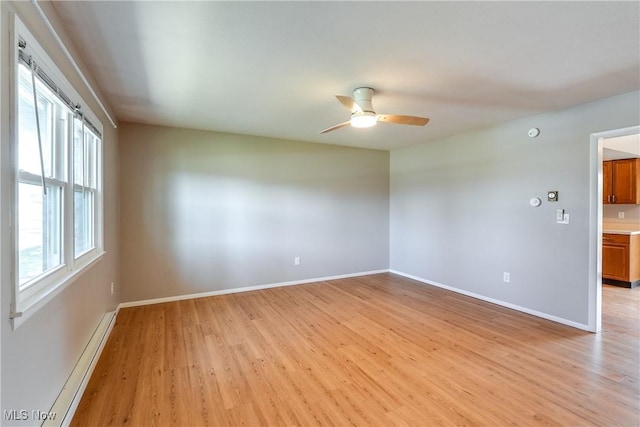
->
[612, 194, 616, 203]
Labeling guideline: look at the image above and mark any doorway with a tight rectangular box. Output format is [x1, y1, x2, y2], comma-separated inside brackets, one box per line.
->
[589, 125, 640, 332]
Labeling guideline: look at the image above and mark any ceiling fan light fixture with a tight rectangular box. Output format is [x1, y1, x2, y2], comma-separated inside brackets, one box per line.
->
[350, 112, 377, 128]
[320, 87, 429, 134]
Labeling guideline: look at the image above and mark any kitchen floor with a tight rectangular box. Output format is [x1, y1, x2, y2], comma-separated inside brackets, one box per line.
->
[602, 283, 640, 337]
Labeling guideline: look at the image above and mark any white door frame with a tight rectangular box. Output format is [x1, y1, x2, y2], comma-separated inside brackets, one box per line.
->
[588, 125, 640, 332]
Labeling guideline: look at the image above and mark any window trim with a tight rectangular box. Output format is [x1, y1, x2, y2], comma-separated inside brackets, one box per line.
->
[10, 14, 105, 329]
[13, 253, 106, 329]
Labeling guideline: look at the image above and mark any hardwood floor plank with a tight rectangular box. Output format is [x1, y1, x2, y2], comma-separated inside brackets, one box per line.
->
[72, 274, 640, 426]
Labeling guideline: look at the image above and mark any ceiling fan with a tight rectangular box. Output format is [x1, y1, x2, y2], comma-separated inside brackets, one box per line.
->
[320, 87, 429, 134]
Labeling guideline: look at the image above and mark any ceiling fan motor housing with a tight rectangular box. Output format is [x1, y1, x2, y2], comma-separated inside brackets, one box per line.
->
[353, 87, 375, 113]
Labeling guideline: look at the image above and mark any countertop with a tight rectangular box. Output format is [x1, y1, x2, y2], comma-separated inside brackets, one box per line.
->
[603, 224, 640, 235]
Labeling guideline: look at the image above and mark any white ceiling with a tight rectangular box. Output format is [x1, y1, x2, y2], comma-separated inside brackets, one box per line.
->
[51, 1, 640, 151]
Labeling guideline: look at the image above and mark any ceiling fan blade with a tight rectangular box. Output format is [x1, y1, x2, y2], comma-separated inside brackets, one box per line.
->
[377, 114, 430, 126]
[320, 120, 351, 134]
[336, 95, 362, 114]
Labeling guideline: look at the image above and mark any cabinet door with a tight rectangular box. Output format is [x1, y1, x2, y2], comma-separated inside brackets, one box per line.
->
[602, 243, 629, 281]
[603, 161, 613, 204]
[612, 159, 638, 204]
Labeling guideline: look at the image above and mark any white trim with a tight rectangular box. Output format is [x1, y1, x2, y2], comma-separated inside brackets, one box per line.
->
[0, 5, 4, 420]
[119, 268, 593, 331]
[44, 310, 118, 427]
[119, 269, 390, 308]
[11, 13, 106, 329]
[588, 125, 640, 333]
[389, 270, 592, 331]
[12, 251, 106, 329]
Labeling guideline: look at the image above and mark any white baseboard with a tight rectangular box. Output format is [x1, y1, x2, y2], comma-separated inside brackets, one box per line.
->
[389, 270, 591, 331]
[120, 269, 591, 331]
[45, 309, 118, 427]
[119, 269, 390, 309]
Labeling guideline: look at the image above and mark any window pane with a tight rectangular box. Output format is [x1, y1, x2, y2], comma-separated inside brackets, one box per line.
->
[74, 188, 94, 256]
[74, 121, 100, 189]
[87, 134, 97, 189]
[18, 182, 63, 288]
[73, 118, 83, 185]
[18, 64, 55, 178]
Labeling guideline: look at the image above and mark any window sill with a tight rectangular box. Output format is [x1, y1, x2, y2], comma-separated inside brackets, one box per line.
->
[12, 251, 106, 330]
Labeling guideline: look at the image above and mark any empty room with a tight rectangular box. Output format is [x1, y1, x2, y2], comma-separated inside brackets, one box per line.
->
[1, 1, 639, 426]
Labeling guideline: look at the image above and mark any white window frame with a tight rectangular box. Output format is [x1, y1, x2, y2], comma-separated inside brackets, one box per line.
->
[72, 119, 102, 262]
[10, 15, 104, 329]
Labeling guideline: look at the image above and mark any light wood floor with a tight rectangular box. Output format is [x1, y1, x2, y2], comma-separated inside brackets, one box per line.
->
[72, 274, 639, 426]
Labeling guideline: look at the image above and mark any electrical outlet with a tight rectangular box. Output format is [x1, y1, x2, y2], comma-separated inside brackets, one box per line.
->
[503, 272, 510, 283]
[618, 211, 625, 219]
[110, 282, 114, 295]
[294, 257, 300, 266]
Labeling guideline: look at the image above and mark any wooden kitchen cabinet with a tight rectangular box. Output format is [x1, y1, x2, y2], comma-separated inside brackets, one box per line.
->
[602, 233, 640, 288]
[603, 158, 640, 204]
[603, 161, 613, 204]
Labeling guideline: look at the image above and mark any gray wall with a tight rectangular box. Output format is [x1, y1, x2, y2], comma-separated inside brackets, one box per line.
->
[0, 2, 119, 423]
[390, 90, 640, 326]
[119, 123, 389, 302]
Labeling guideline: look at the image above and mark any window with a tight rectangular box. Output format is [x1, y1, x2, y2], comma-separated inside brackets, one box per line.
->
[74, 118, 99, 256]
[17, 63, 66, 290]
[11, 17, 104, 325]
